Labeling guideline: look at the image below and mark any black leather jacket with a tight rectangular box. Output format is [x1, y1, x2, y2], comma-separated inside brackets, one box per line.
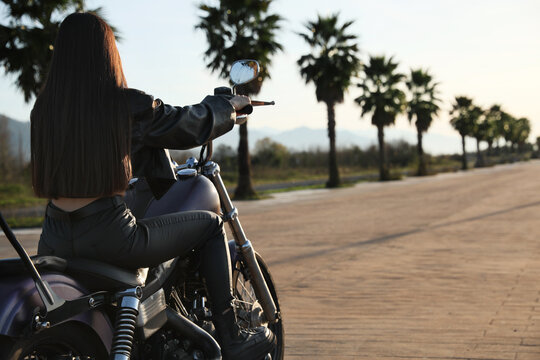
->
[125, 88, 235, 198]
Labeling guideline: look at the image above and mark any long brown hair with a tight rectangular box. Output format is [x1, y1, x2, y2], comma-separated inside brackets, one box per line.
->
[31, 12, 131, 198]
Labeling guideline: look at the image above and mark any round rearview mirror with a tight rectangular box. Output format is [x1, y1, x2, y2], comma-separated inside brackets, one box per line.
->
[230, 60, 260, 86]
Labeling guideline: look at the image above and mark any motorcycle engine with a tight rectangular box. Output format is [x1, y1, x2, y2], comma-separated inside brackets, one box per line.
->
[142, 329, 204, 360]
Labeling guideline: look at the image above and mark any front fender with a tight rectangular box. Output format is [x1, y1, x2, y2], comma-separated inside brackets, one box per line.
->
[0, 272, 113, 352]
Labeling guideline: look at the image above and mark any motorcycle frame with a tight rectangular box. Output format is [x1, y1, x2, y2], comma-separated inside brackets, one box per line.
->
[200, 157, 279, 323]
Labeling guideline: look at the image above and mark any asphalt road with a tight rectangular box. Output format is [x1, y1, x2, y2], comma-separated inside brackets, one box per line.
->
[3, 161, 540, 359]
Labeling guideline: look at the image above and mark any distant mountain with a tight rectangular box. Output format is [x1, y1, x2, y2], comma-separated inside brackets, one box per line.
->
[0, 114, 30, 161]
[215, 126, 464, 155]
[213, 126, 374, 152]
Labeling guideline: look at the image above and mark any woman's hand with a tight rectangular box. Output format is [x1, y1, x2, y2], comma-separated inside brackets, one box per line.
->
[229, 95, 251, 111]
[230, 95, 251, 125]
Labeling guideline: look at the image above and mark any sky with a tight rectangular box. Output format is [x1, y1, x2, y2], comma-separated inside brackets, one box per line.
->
[1, 0, 539, 154]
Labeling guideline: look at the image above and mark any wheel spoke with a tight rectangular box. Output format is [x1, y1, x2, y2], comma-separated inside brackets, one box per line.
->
[231, 255, 283, 358]
[235, 298, 253, 306]
[236, 274, 256, 303]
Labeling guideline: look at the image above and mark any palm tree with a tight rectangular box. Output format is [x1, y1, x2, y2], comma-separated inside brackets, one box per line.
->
[297, 14, 360, 188]
[449, 96, 477, 170]
[469, 106, 487, 167]
[484, 105, 503, 155]
[355, 55, 406, 181]
[196, 0, 283, 199]
[514, 117, 531, 153]
[500, 112, 517, 152]
[405, 68, 440, 176]
[0, 1, 113, 102]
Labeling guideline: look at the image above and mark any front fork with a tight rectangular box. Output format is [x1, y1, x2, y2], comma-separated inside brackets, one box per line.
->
[202, 161, 279, 323]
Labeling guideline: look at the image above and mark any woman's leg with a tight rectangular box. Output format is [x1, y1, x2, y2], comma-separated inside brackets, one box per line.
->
[114, 210, 234, 311]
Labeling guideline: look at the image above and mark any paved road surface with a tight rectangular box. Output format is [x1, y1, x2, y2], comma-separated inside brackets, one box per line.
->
[3, 161, 540, 359]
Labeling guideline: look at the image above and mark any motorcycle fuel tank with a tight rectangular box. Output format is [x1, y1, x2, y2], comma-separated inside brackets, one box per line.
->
[145, 174, 221, 218]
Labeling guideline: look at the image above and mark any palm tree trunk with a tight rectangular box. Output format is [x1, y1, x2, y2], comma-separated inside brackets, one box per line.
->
[417, 130, 426, 176]
[326, 102, 340, 188]
[461, 135, 467, 170]
[475, 138, 484, 168]
[377, 125, 389, 180]
[234, 123, 257, 199]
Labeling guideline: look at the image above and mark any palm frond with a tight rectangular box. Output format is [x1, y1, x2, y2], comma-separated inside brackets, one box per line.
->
[355, 55, 406, 126]
[195, 0, 283, 94]
[297, 13, 360, 105]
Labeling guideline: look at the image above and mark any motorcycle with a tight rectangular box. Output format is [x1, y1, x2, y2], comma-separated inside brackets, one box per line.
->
[0, 59, 284, 360]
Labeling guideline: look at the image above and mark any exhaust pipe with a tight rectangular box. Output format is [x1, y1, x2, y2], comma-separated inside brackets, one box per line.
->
[165, 307, 221, 360]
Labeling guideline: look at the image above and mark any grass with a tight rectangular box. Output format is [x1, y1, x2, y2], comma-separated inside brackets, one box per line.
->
[221, 167, 331, 187]
[257, 176, 362, 195]
[259, 183, 326, 195]
[231, 192, 272, 201]
[4, 216, 44, 228]
[0, 183, 46, 208]
[0, 182, 46, 229]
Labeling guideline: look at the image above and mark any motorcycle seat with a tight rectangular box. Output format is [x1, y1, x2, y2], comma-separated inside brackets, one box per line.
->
[66, 257, 148, 290]
[0, 255, 68, 275]
[0, 255, 148, 290]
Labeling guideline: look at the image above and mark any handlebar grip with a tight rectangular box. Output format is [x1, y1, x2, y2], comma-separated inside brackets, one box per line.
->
[214, 86, 233, 96]
[236, 104, 253, 115]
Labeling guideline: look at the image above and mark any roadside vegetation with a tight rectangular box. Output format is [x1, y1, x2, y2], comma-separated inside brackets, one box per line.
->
[0, 174, 46, 229]
[173, 138, 533, 189]
[0, 117, 46, 228]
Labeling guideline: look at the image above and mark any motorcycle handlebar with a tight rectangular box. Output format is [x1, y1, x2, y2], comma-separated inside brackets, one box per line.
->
[236, 104, 253, 115]
[213, 86, 274, 116]
[235, 100, 275, 115]
[251, 100, 275, 106]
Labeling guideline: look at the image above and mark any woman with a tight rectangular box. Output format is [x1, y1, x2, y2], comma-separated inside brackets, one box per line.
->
[31, 12, 274, 360]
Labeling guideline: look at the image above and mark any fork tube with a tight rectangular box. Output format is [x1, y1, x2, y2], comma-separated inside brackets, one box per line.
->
[203, 162, 279, 323]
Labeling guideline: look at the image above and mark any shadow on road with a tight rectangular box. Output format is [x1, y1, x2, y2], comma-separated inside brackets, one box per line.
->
[269, 200, 540, 266]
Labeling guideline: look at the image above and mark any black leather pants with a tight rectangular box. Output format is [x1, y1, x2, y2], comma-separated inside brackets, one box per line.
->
[38, 196, 234, 311]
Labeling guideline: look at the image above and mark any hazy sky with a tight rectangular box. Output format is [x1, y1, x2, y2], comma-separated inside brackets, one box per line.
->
[1, 0, 539, 152]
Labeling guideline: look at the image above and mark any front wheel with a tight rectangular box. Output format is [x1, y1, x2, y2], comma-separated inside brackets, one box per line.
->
[0, 322, 108, 360]
[232, 252, 284, 360]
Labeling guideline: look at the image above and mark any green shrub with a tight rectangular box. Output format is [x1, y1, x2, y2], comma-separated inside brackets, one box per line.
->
[0, 183, 25, 195]
[5, 216, 43, 228]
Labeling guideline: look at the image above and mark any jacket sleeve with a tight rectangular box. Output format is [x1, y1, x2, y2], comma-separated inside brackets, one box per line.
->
[127, 88, 236, 150]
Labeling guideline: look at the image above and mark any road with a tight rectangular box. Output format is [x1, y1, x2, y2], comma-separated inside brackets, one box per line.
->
[3, 161, 540, 359]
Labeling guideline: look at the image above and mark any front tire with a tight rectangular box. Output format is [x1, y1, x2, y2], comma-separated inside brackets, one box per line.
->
[0, 322, 108, 360]
[232, 252, 284, 360]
